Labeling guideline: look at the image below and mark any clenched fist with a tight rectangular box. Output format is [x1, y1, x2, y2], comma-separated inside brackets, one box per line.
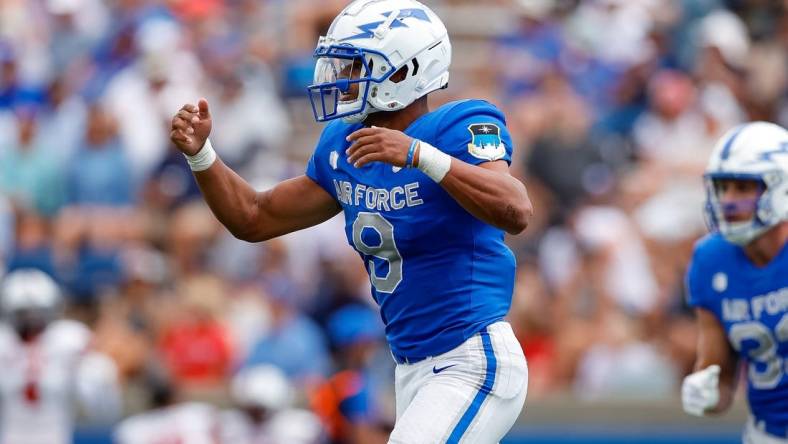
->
[170, 98, 212, 156]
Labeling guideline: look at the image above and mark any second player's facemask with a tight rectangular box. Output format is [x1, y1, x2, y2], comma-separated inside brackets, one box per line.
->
[307, 44, 395, 123]
[704, 173, 772, 245]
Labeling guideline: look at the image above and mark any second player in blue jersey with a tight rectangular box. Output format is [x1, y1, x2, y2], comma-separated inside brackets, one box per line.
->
[682, 121, 788, 444]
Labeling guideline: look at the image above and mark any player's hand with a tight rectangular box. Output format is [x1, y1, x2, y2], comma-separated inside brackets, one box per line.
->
[170, 98, 212, 156]
[346, 126, 414, 168]
[681, 365, 721, 417]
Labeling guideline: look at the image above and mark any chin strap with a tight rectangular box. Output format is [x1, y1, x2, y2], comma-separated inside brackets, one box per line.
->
[341, 110, 368, 124]
[341, 102, 383, 124]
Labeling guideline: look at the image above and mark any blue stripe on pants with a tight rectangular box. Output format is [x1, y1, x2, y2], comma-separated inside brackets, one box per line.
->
[446, 329, 497, 444]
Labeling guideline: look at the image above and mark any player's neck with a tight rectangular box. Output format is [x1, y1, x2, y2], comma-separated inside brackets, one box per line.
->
[363, 96, 430, 131]
[744, 222, 788, 267]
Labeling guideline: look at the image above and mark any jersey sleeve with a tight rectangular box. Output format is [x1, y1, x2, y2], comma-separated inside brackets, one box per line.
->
[305, 123, 340, 200]
[435, 100, 514, 166]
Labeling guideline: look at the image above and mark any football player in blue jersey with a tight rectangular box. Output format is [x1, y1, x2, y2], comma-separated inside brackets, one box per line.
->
[170, 0, 531, 442]
[682, 122, 788, 443]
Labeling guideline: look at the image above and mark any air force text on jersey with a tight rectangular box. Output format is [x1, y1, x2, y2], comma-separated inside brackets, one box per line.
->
[333, 179, 424, 211]
[720, 287, 788, 322]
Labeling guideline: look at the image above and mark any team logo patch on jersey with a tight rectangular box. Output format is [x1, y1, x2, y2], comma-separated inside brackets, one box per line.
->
[467, 124, 505, 161]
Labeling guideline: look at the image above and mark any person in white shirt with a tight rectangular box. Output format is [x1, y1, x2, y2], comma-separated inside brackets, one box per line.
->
[0, 268, 121, 444]
[220, 364, 323, 444]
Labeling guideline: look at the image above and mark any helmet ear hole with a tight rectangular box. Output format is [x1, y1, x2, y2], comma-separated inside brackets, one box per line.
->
[390, 65, 409, 84]
[411, 58, 419, 76]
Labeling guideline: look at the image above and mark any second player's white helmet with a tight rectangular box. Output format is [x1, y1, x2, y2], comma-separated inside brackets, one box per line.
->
[307, 0, 451, 123]
[704, 122, 788, 245]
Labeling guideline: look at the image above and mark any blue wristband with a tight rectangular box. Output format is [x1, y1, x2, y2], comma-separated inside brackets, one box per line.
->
[406, 139, 419, 167]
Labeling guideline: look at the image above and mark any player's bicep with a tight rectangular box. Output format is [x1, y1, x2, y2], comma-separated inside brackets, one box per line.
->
[248, 175, 341, 242]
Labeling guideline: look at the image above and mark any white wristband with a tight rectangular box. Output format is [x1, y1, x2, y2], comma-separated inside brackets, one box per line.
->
[184, 138, 217, 172]
[415, 141, 452, 183]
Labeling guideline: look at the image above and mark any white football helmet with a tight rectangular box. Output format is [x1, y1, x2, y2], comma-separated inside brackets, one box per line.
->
[231, 365, 293, 411]
[1, 268, 61, 313]
[308, 0, 451, 123]
[704, 122, 788, 245]
[1, 269, 62, 339]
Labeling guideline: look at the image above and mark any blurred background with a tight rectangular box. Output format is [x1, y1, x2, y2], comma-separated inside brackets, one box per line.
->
[0, 0, 786, 442]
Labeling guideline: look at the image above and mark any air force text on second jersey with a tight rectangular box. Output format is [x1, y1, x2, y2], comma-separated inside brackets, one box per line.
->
[333, 179, 424, 211]
[721, 286, 788, 322]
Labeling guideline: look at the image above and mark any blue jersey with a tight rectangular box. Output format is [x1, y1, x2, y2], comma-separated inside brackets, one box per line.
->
[306, 100, 516, 359]
[686, 234, 788, 431]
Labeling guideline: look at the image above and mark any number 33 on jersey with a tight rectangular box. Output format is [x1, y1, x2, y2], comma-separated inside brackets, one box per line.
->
[306, 99, 517, 360]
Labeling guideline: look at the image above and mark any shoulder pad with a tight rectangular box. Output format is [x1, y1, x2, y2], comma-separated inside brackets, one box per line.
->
[433, 99, 506, 129]
[42, 319, 91, 354]
[691, 233, 737, 265]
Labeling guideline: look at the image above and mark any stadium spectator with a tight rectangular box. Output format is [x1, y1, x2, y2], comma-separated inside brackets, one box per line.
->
[241, 280, 331, 384]
[0, 269, 121, 444]
[311, 304, 391, 444]
[6, 210, 58, 279]
[114, 375, 220, 444]
[66, 103, 133, 207]
[0, 107, 65, 216]
[158, 275, 234, 388]
[222, 364, 324, 444]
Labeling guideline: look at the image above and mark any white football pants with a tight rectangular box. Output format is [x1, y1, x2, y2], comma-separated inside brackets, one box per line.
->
[744, 417, 788, 444]
[389, 321, 528, 444]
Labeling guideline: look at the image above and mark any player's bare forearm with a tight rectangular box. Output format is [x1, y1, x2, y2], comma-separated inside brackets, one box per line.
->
[171, 99, 341, 242]
[438, 159, 532, 234]
[693, 308, 738, 413]
[191, 158, 259, 239]
[193, 162, 340, 242]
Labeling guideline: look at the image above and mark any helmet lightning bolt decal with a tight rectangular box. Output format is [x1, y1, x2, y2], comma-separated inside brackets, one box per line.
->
[342, 20, 386, 41]
[341, 9, 429, 41]
[758, 141, 788, 162]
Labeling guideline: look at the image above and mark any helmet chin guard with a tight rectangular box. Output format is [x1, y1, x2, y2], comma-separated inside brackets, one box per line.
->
[341, 109, 373, 124]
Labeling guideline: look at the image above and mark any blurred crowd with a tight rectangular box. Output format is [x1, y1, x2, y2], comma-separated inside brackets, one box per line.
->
[0, 0, 787, 441]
